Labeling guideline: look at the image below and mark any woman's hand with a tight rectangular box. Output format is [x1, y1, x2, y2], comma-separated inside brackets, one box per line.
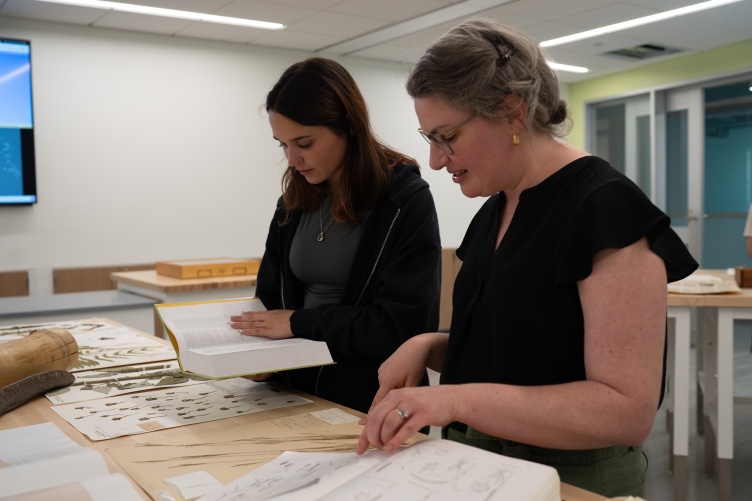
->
[357, 385, 459, 454]
[361, 333, 438, 423]
[357, 333, 450, 451]
[229, 310, 294, 339]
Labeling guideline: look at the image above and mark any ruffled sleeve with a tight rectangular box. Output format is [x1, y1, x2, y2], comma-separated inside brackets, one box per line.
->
[555, 179, 698, 285]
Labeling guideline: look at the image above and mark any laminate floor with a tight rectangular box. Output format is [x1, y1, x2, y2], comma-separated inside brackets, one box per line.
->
[643, 323, 752, 501]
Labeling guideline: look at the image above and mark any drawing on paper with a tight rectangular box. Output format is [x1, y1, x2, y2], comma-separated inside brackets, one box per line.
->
[325, 440, 520, 500]
[0, 320, 175, 370]
[0, 319, 113, 342]
[51, 379, 313, 440]
[199, 440, 526, 501]
[46, 361, 212, 404]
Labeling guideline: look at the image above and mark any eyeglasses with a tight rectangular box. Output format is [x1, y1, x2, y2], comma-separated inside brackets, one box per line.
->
[418, 112, 479, 156]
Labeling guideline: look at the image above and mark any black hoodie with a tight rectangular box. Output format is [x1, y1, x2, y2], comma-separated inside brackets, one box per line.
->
[256, 162, 441, 413]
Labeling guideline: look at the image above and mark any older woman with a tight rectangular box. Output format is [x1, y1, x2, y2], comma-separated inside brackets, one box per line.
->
[358, 18, 697, 498]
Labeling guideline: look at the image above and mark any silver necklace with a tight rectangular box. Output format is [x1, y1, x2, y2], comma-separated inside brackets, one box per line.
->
[318, 206, 335, 242]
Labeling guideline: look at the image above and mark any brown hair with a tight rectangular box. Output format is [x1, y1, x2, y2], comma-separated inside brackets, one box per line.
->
[406, 18, 570, 137]
[266, 57, 415, 224]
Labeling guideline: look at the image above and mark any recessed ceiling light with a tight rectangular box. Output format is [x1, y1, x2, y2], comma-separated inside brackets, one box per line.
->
[33, 0, 285, 30]
[540, 0, 743, 47]
[547, 62, 588, 74]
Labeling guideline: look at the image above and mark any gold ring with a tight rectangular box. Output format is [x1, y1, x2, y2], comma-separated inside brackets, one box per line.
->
[395, 407, 409, 421]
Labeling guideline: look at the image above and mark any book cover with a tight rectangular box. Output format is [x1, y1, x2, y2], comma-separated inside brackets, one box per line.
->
[155, 297, 334, 379]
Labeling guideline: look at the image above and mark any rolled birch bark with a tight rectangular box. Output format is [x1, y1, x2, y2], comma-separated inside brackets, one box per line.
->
[0, 328, 79, 388]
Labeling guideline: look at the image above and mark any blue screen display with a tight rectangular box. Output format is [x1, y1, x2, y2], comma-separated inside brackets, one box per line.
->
[0, 38, 36, 205]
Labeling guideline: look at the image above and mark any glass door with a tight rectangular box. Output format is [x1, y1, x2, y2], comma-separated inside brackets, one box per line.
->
[658, 87, 704, 264]
[591, 94, 651, 195]
[587, 77, 752, 268]
[702, 81, 752, 269]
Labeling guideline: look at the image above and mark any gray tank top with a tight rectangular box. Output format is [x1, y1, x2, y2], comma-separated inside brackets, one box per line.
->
[289, 197, 369, 308]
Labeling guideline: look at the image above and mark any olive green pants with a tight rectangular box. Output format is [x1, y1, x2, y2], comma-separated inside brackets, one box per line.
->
[443, 425, 648, 498]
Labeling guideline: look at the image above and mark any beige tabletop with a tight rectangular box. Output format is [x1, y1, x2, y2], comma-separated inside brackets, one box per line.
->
[111, 269, 257, 295]
[1, 317, 605, 501]
[110, 271, 258, 337]
[667, 268, 752, 306]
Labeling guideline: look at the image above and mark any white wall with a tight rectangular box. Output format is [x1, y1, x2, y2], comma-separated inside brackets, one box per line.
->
[0, 17, 484, 295]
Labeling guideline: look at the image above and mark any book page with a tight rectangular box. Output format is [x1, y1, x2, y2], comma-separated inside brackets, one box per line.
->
[195, 439, 560, 501]
[157, 298, 266, 351]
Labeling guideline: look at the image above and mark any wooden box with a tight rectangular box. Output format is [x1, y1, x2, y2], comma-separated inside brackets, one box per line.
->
[735, 266, 752, 288]
[156, 258, 260, 279]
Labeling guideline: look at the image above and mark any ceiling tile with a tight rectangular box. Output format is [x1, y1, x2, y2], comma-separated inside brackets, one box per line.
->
[622, 16, 752, 50]
[118, 0, 235, 14]
[624, 0, 715, 9]
[328, 0, 461, 22]
[3, 0, 752, 83]
[266, 0, 343, 9]
[92, 10, 194, 36]
[690, 1, 752, 29]
[0, 0, 106, 25]
[174, 20, 270, 43]
[214, 0, 317, 24]
[556, 2, 659, 31]
[498, 0, 622, 22]
[251, 28, 344, 51]
[284, 11, 389, 38]
[349, 43, 427, 63]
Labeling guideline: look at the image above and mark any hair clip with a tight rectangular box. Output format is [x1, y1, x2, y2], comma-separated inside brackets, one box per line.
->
[495, 45, 514, 67]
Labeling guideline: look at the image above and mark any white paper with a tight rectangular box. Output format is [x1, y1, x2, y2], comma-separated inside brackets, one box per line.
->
[0, 423, 140, 500]
[668, 273, 741, 294]
[309, 408, 361, 425]
[46, 361, 210, 404]
[197, 450, 381, 501]
[195, 439, 561, 501]
[80, 473, 144, 501]
[164, 471, 223, 501]
[0, 318, 119, 343]
[71, 326, 177, 371]
[51, 379, 312, 440]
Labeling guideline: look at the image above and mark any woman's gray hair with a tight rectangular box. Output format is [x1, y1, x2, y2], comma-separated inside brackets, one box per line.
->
[406, 18, 570, 136]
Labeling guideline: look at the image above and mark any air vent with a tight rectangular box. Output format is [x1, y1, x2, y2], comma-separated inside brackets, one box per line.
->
[603, 43, 684, 60]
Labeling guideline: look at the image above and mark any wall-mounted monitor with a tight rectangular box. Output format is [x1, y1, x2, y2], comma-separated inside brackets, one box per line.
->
[0, 38, 36, 205]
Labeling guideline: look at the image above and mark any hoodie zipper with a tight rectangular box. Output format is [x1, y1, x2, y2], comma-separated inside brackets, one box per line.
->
[356, 207, 400, 305]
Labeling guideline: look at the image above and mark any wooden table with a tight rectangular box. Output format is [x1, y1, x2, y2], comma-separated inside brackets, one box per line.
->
[0, 317, 604, 501]
[111, 270, 257, 337]
[694, 283, 752, 501]
[666, 269, 752, 501]
[665, 294, 698, 501]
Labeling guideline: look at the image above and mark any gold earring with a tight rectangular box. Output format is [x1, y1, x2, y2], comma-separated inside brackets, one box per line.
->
[512, 132, 520, 145]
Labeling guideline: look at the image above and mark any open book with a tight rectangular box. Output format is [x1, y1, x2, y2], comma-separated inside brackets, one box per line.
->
[196, 438, 561, 501]
[155, 297, 334, 379]
[0, 422, 141, 501]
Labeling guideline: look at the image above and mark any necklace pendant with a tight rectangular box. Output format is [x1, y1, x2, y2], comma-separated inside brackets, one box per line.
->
[317, 233, 324, 242]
